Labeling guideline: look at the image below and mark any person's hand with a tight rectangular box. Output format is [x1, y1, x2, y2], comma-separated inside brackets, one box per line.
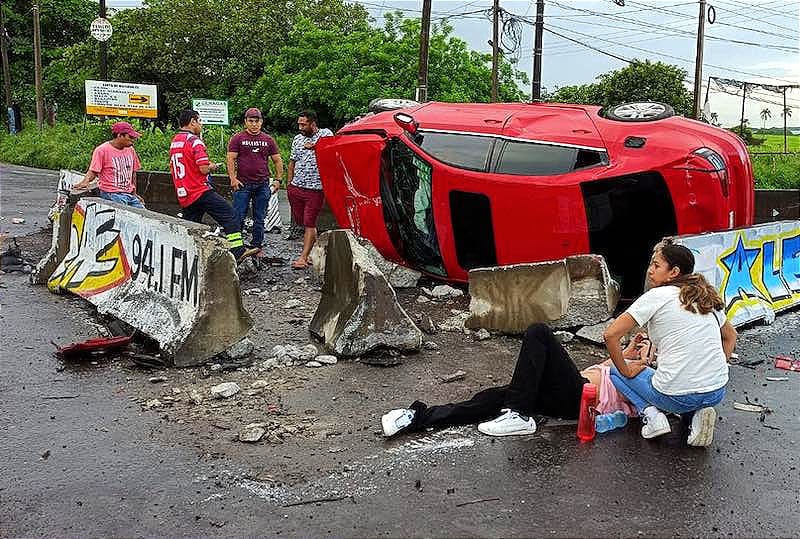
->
[230, 178, 243, 191]
[209, 162, 220, 172]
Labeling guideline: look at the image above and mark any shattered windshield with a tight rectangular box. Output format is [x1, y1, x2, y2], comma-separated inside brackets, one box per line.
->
[380, 139, 446, 277]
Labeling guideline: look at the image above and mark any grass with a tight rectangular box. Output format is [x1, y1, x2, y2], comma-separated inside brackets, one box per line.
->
[1, 121, 798, 189]
[0, 121, 294, 176]
[749, 133, 800, 153]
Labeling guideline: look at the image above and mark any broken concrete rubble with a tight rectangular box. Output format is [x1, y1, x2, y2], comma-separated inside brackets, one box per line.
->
[576, 320, 614, 345]
[423, 285, 464, 299]
[466, 255, 619, 334]
[210, 382, 241, 399]
[310, 230, 421, 289]
[309, 230, 422, 357]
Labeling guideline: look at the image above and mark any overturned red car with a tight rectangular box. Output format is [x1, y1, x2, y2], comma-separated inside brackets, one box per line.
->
[316, 101, 754, 297]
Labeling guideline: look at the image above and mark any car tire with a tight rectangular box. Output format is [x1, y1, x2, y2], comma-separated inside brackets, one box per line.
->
[601, 102, 675, 122]
[368, 98, 420, 113]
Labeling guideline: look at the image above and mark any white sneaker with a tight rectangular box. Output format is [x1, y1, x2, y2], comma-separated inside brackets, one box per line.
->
[687, 407, 716, 447]
[477, 409, 537, 437]
[641, 411, 671, 439]
[381, 408, 415, 437]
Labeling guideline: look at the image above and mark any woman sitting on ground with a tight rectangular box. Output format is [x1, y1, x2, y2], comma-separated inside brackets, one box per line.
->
[381, 322, 644, 440]
[603, 241, 737, 446]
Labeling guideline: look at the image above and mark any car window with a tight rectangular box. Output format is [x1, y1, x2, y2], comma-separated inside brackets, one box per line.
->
[414, 131, 492, 171]
[496, 140, 605, 176]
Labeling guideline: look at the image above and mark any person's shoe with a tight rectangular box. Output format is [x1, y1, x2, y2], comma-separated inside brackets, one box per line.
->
[381, 408, 415, 437]
[641, 411, 671, 439]
[477, 409, 537, 437]
[687, 407, 716, 447]
[237, 246, 261, 263]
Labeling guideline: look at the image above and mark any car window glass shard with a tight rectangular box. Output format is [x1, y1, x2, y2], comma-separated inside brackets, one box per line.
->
[495, 140, 607, 176]
[413, 131, 492, 171]
[381, 139, 447, 277]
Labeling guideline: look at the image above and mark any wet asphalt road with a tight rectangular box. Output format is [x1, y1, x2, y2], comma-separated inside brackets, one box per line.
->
[1, 164, 799, 537]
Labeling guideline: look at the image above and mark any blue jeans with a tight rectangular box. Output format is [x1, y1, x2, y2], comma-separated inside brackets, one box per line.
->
[232, 182, 270, 248]
[100, 190, 145, 209]
[610, 366, 726, 415]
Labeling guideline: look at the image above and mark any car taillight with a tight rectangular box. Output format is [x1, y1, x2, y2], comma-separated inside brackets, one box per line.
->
[688, 147, 729, 197]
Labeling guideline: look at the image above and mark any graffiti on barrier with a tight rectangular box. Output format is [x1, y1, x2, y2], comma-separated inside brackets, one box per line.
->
[48, 201, 200, 307]
[48, 202, 131, 295]
[718, 230, 800, 317]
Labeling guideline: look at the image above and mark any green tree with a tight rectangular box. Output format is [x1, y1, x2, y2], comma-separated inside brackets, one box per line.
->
[760, 108, 771, 129]
[1, 0, 96, 119]
[548, 60, 693, 116]
[245, 15, 528, 130]
[52, 0, 369, 122]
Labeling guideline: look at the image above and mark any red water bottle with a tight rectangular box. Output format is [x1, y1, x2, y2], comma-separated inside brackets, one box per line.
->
[577, 383, 598, 442]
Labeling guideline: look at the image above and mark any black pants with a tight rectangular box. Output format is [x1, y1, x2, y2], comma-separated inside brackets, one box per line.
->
[409, 324, 588, 431]
[182, 190, 245, 258]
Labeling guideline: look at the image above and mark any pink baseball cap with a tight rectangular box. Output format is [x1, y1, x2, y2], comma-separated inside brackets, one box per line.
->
[245, 107, 262, 119]
[111, 121, 141, 138]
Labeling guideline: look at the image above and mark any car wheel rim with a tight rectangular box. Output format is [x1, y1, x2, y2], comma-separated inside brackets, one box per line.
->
[612, 102, 666, 119]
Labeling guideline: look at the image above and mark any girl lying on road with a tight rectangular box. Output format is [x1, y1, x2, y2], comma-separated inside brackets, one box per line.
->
[603, 241, 737, 446]
[381, 323, 646, 440]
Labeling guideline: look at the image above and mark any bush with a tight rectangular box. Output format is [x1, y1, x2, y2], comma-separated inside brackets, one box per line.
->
[751, 153, 800, 189]
[0, 121, 295, 174]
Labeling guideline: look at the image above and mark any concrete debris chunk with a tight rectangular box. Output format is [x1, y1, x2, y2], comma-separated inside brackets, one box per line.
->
[466, 255, 619, 334]
[416, 295, 430, 304]
[309, 230, 422, 357]
[439, 312, 470, 333]
[145, 399, 162, 409]
[441, 370, 467, 383]
[243, 288, 262, 295]
[189, 389, 203, 404]
[423, 285, 464, 298]
[423, 341, 440, 350]
[575, 320, 613, 345]
[210, 382, 241, 399]
[283, 299, 302, 309]
[148, 376, 166, 383]
[238, 423, 267, 443]
[305, 360, 323, 368]
[250, 380, 269, 389]
[315, 355, 338, 365]
[298, 344, 318, 361]
[474, 328, 491, 341]
[224, 338, 254, 359]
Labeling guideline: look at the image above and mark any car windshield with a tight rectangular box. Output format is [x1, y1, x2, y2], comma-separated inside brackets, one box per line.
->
[380, 139, 447, 276]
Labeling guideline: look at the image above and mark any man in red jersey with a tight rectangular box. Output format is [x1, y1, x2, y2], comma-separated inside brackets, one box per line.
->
[169, 109, 258, 262]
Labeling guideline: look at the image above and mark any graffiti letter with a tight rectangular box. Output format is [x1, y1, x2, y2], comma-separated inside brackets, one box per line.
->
[783, 234, 800, 293]
[761, 240, 790, 301]
[170, 247, 182, 298]
[720, 235, 767, 310]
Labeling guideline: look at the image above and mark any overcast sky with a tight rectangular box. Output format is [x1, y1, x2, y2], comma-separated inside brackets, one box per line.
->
[106, 0, 799, 127]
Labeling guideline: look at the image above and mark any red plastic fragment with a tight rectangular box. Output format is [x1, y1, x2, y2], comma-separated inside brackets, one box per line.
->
[54, 335, 132, 360]
[774, 355, 800, 372]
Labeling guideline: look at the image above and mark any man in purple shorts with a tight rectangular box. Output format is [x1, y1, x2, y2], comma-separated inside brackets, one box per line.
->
[287, 110, 332, 269]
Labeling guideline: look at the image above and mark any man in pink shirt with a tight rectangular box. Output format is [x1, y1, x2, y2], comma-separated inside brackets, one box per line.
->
[74, 121, 144, 208]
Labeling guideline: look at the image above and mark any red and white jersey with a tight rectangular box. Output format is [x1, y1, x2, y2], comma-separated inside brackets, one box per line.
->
[169, 130, 212, 207]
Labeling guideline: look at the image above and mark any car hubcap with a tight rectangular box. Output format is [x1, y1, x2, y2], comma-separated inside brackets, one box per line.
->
[612, 102, 666, 119]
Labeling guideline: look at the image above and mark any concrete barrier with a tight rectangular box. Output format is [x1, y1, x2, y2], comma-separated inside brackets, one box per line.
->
[754, 189, 800, 224]
[466, 255, 620, 334]
[309, 230, 422, 356]
[46, 198, 253, 366]
[672, 220, 800, 327]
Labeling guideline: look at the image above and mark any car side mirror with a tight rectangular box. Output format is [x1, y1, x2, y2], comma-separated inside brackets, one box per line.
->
[393, 112, 418, 135]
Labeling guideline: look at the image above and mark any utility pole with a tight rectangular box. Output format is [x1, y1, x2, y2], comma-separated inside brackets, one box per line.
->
[32, 0, 44, 129]
[531, 0, 544, 101]
[692, 0, 706, 119]
[491, 0, 499, 102]
[1, 7, 12, 109]
[416, 0, 431, 102]
[99, 0, 107, 79]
